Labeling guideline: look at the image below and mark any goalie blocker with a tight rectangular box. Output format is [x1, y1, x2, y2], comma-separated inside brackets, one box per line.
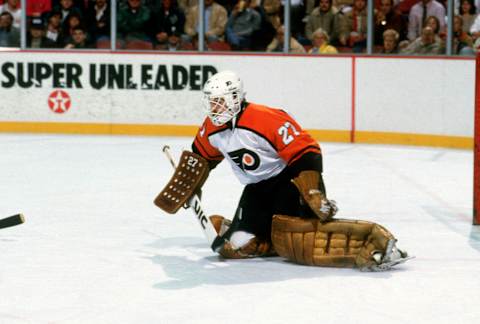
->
[154, 151, 210, 214]
[154, 150, 226, 251]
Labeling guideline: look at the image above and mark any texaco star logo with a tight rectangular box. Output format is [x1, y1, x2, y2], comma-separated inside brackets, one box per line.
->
[48, 90, 71, 113]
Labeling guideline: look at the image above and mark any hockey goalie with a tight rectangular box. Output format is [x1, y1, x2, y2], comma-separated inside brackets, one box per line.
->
[155, 70, 412, 271]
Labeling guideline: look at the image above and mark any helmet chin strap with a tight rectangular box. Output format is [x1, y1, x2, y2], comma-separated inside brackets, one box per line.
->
[228, 100, 247, 129]
[226, 115, 237, 129]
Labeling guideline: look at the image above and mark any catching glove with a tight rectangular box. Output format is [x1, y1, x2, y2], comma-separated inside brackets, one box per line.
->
[291, 170, 338, 222]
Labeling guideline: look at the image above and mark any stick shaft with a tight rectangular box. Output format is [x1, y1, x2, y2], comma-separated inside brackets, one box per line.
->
[162, 146, 225, 252]
[162, 145, 176, 169]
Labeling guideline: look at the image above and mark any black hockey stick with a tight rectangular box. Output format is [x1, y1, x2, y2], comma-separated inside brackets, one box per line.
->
[162, 146, 225, 252]
[0, 214, 25, 230]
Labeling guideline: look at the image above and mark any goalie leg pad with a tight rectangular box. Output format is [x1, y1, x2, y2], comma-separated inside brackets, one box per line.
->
[271, 215, 395, 268]
[154, 151, 209, 214]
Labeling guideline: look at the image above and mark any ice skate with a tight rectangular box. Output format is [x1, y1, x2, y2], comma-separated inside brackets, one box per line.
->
[362, 239, 414, 272]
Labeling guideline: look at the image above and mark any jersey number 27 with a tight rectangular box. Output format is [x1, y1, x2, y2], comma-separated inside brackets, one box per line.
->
[278, 122, 300, 145]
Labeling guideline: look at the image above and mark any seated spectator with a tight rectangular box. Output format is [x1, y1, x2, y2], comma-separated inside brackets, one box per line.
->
[54, 0, 83, 24]
[424, 15, 444, 40]
[260, 0, 281, 29]
[453, 15, 475, 55]
[28, 17, 46, 48]
[460, 0, 477, 34]
[425, 14, 446, 52]
[0, 0, 21, 28]
[249, 0, 277, 50]
[64, 26, 93, 48]
[266, 25, 306, 53]
[117, 0, 152, 43]
[85, 0, 110, 42]
[308, 27, 338, 53]
[183, 0, 227, 43]
[51, 0, 87, 12]
[374, 0, 407, 45]
[150, 0, 185, 50]
[401, 25, 442, 54]
[62, 11, 86, 44]
[45, 10, 64, 47]
[381, 28, 399, 53]
[0, 11, 19, 47]
[305, 0, 341, 45]
[339, 0, 367, 52]
[225, 0, 261, 50]
[286, 0, 307, 39]
[407, 0, 445, 41]
[165, 31, 183, 50]
[27, 17, 57, 48]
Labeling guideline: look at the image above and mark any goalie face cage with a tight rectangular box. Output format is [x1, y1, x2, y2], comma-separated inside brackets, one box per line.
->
[474, 53, 480, 225]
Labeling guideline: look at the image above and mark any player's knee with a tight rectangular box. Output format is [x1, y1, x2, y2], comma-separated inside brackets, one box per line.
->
[209, 215, 275, 259]
[229, 231, 255, 248]
[218, 231, 274, 259]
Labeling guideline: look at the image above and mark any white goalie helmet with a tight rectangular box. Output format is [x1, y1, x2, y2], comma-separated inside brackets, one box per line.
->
[202, 70, 245, 126]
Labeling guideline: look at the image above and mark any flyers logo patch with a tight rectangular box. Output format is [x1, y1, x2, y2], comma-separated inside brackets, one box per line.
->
[228, 148, 260, 171]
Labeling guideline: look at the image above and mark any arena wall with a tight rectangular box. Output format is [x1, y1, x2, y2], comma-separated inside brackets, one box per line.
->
[0, 50, 474, 149]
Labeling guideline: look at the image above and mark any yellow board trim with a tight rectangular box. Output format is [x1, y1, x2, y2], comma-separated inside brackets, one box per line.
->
[0, 121, 198, 136]
[307, 129, 351, 142]
[0, 122, 473, 149]
[355, 131, 473, 150]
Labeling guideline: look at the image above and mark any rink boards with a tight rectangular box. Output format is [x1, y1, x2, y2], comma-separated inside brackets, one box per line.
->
[0, 51, 474, 149]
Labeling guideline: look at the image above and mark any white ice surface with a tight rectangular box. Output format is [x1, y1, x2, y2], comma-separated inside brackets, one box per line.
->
[0, 134, 479, 324]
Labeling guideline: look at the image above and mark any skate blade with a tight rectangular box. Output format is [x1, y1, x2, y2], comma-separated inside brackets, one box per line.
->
[361, 256, 415, 272]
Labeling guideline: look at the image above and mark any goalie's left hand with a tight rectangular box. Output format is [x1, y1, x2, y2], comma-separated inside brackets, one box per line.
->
[292, 170, 338, 222]
[303, 189, 338, 222]
[318, 198, 338, 221]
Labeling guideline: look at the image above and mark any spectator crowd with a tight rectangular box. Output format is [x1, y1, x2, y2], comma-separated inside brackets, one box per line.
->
[0, 0, 478, 55]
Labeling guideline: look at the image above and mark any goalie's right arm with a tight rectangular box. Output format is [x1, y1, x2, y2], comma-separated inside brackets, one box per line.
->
[191, 142, 222, 170]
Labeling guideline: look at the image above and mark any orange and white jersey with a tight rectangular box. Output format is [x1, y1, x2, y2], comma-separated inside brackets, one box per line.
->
[193, 103, 321, 185]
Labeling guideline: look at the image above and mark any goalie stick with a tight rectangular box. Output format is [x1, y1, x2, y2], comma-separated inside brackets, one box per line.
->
[162, 146, 226, 252]
[0, 214, 25, 230]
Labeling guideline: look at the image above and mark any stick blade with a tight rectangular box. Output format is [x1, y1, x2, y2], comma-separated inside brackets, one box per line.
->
[0, 214, 25, 229]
